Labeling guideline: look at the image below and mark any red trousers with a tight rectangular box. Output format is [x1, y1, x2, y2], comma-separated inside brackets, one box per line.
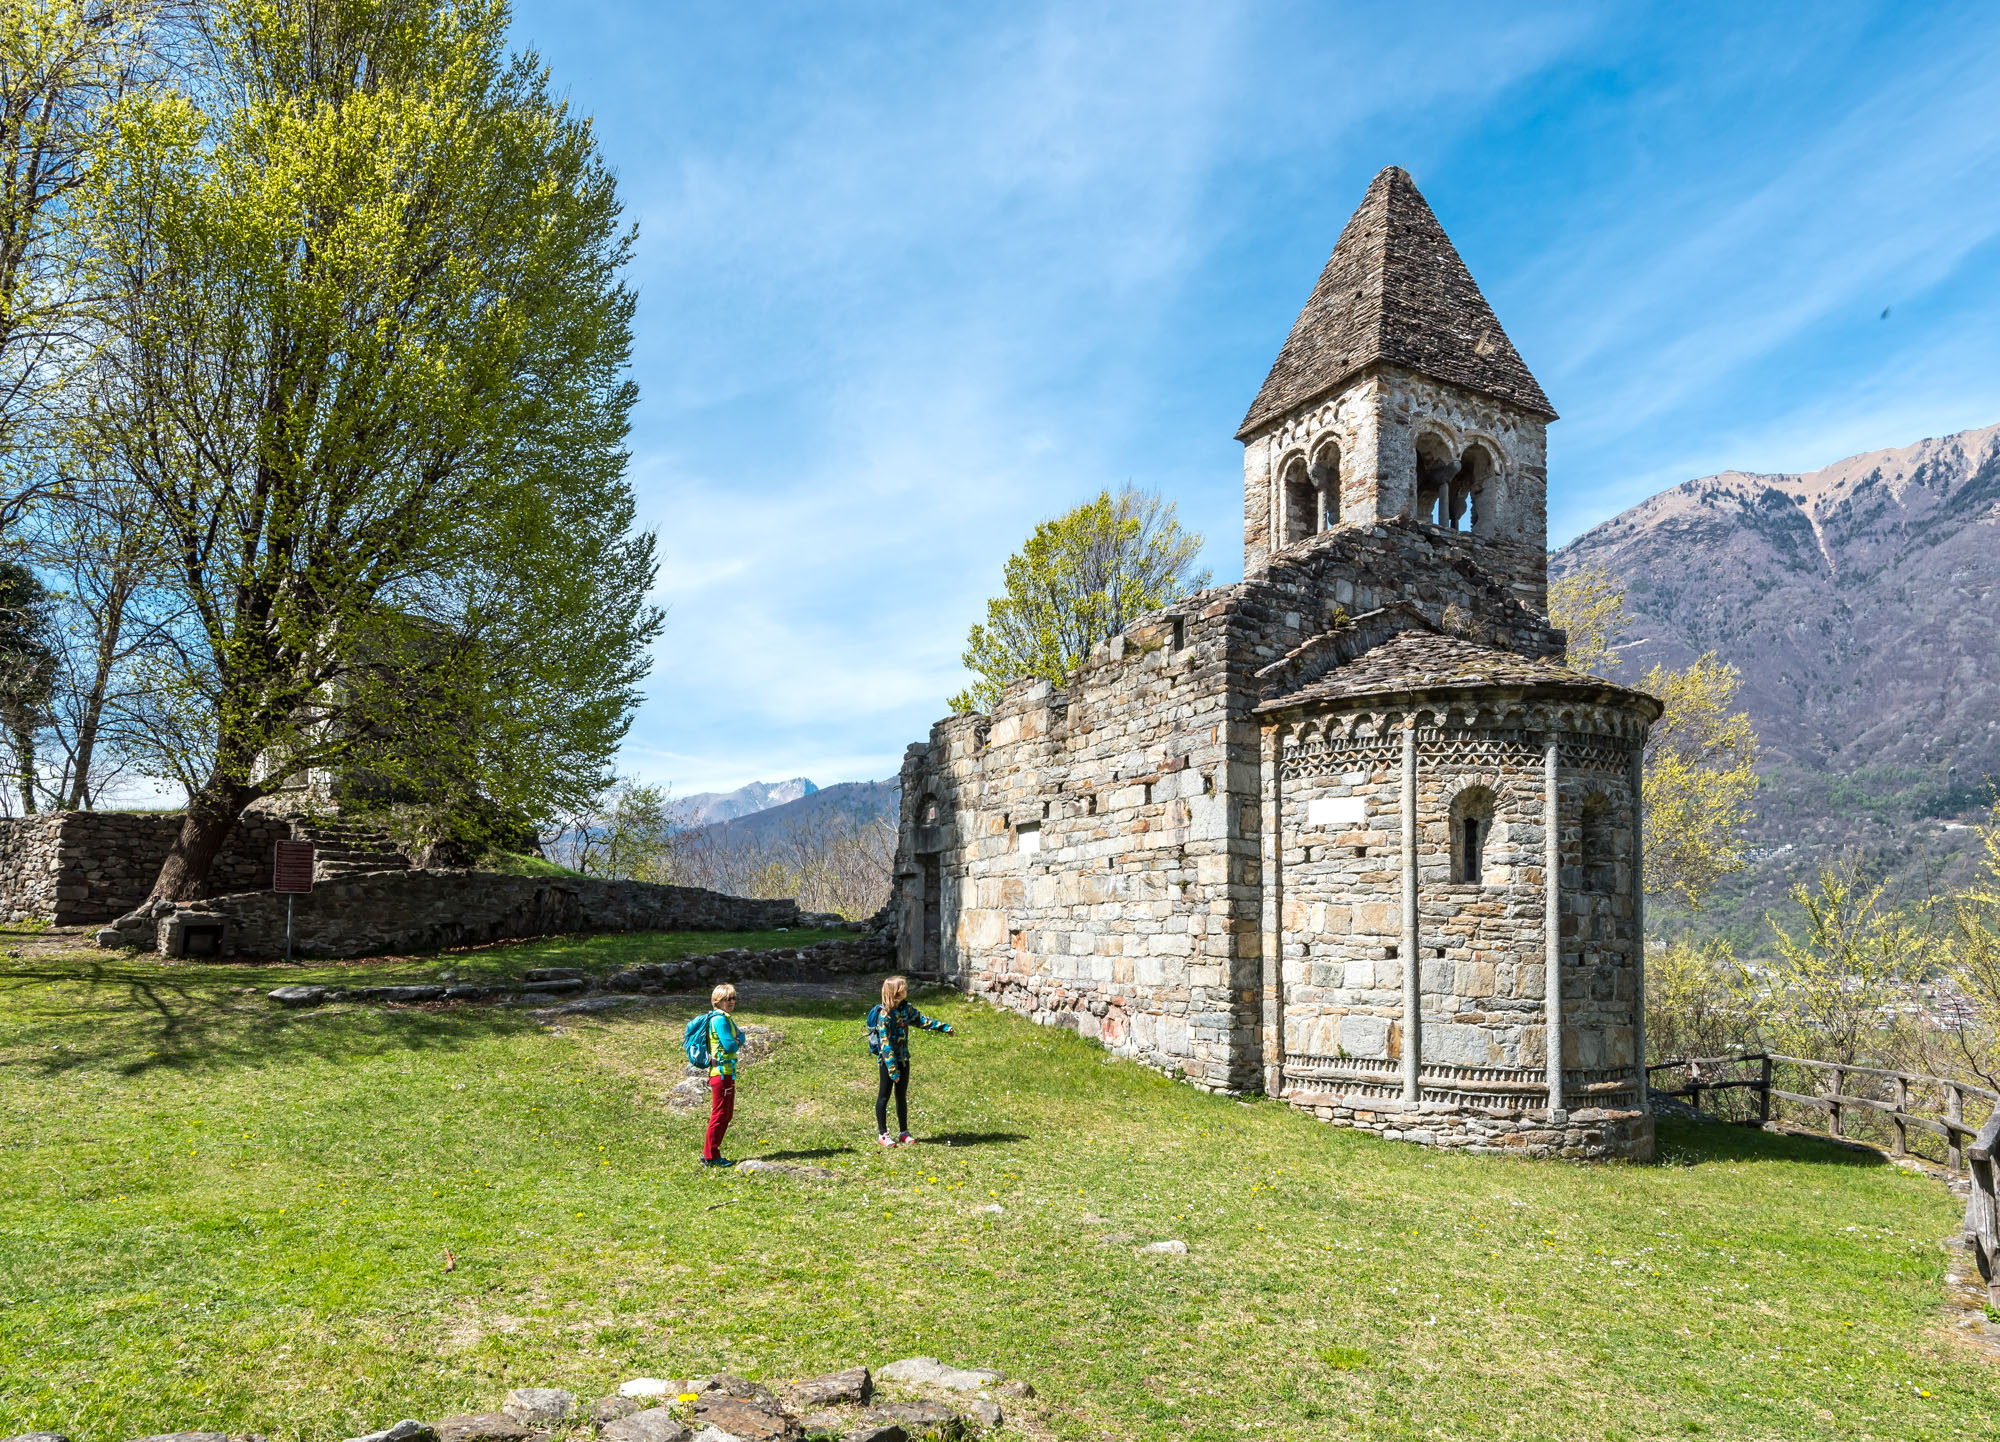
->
[703, 1075, 735, 1160]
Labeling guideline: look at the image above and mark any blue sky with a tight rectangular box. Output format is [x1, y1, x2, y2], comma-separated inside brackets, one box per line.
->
[504, 1, 2000, 798]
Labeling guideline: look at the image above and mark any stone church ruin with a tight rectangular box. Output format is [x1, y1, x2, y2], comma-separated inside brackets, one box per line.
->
[893, 167, 1662, 1159]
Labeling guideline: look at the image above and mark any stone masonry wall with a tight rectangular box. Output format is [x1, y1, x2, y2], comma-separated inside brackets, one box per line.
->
[157, 868, 805, 958]
[895, 512, 1567, 1093]
[899, 600, 1265, 1093]
[0, 811, 293, 924]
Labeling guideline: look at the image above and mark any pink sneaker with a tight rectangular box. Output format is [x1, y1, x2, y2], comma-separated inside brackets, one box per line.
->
[877, 1132, 896, 1147]
[897, 1132, 915, 1146]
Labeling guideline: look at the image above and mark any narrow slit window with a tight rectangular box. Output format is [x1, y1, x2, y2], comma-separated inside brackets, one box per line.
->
[1449, 784, 1497, 885]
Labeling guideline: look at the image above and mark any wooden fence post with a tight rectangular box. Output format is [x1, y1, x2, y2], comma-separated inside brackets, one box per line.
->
[1892, 1076, 1908, 1157]
[1829, 1067, 1844, 1140]
[1948, 1085, 1964, 1173]
[1759, 1055, 1773, 1126]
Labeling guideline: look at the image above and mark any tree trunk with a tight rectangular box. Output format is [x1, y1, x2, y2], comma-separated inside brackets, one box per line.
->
[146, 782, 256, 903]
[67, 582, 129, 811]
[8, 725, 36, 815]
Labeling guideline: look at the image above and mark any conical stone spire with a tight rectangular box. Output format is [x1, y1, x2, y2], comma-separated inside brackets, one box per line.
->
[1238, 167, 1555, 437]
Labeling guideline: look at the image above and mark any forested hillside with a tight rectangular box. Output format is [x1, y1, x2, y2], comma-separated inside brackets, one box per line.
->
[1554, 422, 2000, 943]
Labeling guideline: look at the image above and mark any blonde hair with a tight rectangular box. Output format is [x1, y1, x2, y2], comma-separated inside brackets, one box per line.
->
[711, 982, 737, 1006]
[880, 975, 908, 1009]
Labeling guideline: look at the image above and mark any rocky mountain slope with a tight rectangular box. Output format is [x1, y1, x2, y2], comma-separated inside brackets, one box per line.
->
[1554, 421, 2000, 941]
[694, 779, 898, 847]
[676, 777, 818, 826]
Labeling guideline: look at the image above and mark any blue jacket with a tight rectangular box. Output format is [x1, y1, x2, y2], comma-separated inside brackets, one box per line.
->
[867, 1000, 952, 1080]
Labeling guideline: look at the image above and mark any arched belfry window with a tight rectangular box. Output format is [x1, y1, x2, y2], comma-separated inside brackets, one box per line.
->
[1415, 432, 1456, 528]
[1450, 785, 1497, 884]
[1281, 454, 1315, 546]
[1454, 442, 1499, 536]
[1309, 439, 1341, 532]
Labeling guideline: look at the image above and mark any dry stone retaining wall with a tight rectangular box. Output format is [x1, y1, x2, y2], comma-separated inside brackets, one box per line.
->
[0, 811, 293, 924]
[133, 869, 811, 959]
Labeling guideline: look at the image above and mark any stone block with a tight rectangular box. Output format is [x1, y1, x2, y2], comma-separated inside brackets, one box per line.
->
[1356, 902, 1398, 933]
[1338, 1013, 1391, 1059]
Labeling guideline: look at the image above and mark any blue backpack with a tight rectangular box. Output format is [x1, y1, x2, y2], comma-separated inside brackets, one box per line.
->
[684, 1010, 719, 1069]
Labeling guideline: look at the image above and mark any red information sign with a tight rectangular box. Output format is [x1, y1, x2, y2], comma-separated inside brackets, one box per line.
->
[274, 839, 316, 894]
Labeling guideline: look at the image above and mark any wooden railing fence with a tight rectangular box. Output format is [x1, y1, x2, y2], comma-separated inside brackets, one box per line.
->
[1647, 1052, 2000, 1306]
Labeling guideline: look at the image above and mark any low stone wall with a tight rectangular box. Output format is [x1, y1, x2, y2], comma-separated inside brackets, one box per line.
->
[1285, 1089, 1654, 1160]
[267, 933, 894, 1007]
[0, 811, 291, 924]
[133, 868, 810, 959]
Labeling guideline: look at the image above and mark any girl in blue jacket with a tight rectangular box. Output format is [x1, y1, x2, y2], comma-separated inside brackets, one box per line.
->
[866, 975, 953, 1145]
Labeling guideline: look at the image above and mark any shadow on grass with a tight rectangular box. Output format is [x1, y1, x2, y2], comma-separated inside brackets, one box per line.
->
[757, 1146, 859, 1161]
[0, 959, 541, 1081]
[0, 931, 842, 1082]
[1655, 1113, 1891, 1169]
[922, 1131, 1029, 1148]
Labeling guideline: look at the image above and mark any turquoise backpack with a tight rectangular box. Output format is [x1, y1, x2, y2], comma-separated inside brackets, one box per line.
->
[684, 1010, 720, 1069]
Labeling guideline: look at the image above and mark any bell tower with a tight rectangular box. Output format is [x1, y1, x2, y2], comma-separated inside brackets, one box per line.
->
[1238, 167, 1558, 615]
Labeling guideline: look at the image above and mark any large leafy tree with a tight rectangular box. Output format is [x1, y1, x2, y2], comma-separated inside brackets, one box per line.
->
[0, 2, 162, 539]
[1550, 563, 1759, 907]
[82, 0, 660, 901]
[950, 485, 1209, 713]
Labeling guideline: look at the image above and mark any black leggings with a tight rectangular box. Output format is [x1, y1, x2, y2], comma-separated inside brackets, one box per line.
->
[875, 1061, 909, 1136]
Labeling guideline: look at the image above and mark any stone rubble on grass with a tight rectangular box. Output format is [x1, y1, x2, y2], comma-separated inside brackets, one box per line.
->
[689, 1395, 798, 1442]
[597, 1410, 690, 1442]
[784, 1367, 872, 1411]
[667, 1076, 712, 1111]
[875, 1359, 1000, 1393]
[130, 1353, 1022, 1442]
[1, 1434, 72, 1442]
[435, 1414, 532, 1442]
[1140, 1239, 1187, 1254]
[501, 1390, 574, 1427]
[345, 1423, 439, 1442]
[860, 1401, 962, 1439]
[735, 1159, 836, 1181]
[268, 984, 330, 1007]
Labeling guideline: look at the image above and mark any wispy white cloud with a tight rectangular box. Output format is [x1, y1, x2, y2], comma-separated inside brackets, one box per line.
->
[510, 1, 1999, 792]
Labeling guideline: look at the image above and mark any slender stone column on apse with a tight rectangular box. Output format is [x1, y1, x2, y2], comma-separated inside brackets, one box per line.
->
[1261, 724, 1286, 1096]
[1544, 736, 1564, 1113]
[1629, 745, 1649, 1108]
[1401, 718, 1421, 1104]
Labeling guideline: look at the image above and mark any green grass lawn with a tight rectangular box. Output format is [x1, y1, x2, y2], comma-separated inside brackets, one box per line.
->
[1, 928, 1994, 1441]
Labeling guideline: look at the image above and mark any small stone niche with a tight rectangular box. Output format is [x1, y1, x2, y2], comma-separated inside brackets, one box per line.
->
[163, 912, 229, 958]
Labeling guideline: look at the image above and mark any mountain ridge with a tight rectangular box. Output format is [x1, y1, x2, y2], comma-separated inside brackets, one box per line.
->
[676, 777, 819, 826]
[1553, 420, 2000, 941]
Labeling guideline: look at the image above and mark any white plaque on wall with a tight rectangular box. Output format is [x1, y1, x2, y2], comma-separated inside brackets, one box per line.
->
[1307, 796, 1367, 828]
